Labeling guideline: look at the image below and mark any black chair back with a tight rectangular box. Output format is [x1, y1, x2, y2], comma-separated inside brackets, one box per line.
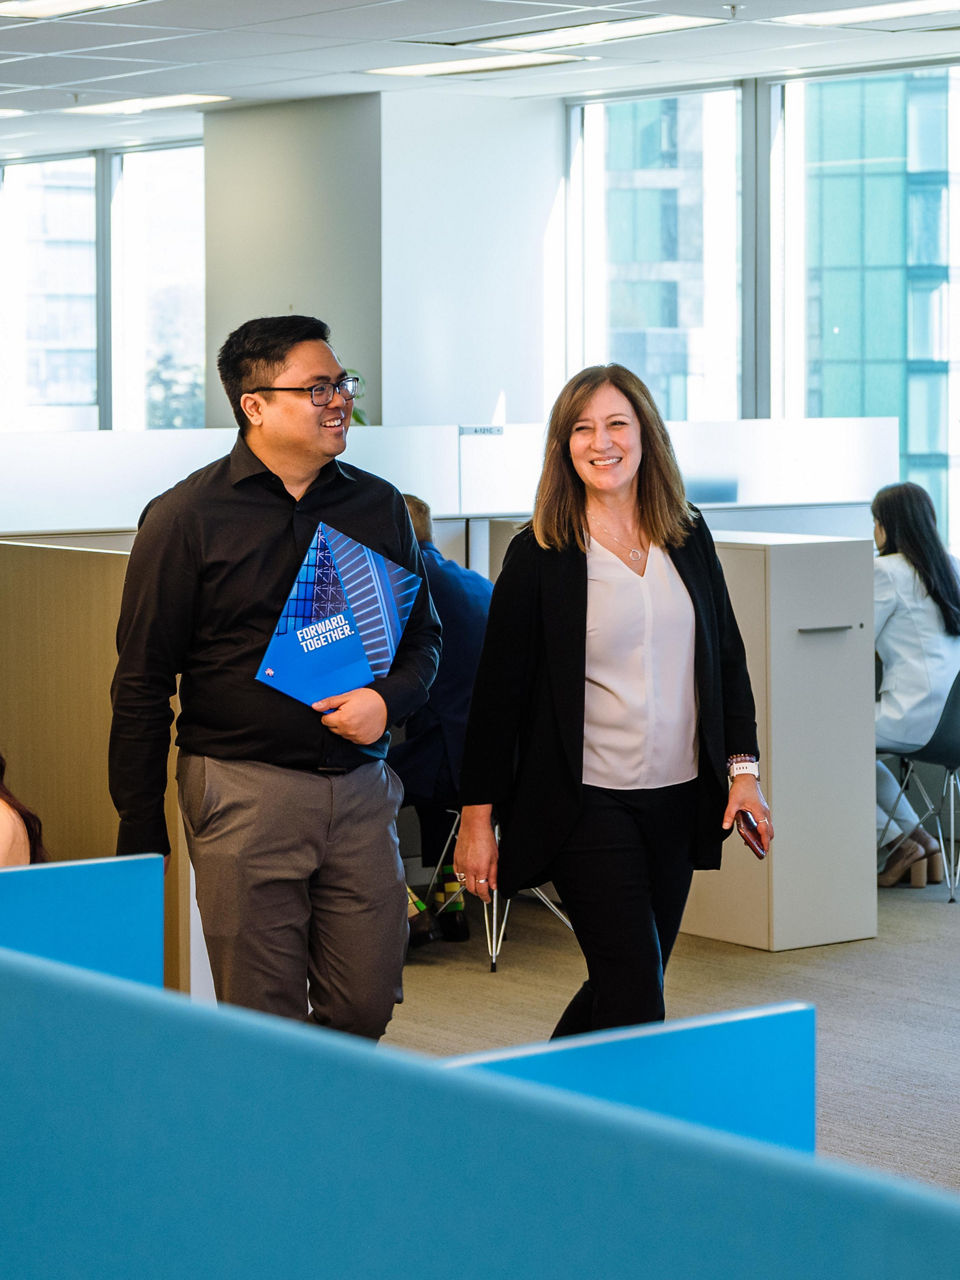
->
[906, 668, 960, 770]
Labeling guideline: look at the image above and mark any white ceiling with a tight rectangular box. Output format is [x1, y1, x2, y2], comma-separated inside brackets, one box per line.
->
[2, 0, 960, 157]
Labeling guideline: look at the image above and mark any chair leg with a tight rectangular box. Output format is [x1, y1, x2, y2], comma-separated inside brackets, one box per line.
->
[529, 885, 575, 932]
[877, 761, 919, 856]
[423, 811, 461, 908]
[482, 889, 510, 972]
[949, 773, 958, 904]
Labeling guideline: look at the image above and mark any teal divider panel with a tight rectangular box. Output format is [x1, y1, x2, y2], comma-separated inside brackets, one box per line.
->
[0, 854, 163, 987]
[2, 949, 960, 1280]
[445, 1003, 815, 1151]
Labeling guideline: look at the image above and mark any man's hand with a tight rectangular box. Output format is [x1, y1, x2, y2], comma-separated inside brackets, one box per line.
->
[312, 687, 388, 745]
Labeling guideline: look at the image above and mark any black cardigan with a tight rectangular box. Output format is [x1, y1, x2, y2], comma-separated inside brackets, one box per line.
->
[459, 511, 759, 896]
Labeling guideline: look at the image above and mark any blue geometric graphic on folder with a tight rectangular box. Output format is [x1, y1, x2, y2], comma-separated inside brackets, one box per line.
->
[256, 523, 421, 707]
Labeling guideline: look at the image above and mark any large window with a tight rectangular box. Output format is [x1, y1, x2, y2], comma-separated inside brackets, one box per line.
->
[571, 89, 741, 421]
[0, 143, 204, 432]
[774, 69, 960, 532]
[0, 157, 97, 432]
[112, 147, 204, 432]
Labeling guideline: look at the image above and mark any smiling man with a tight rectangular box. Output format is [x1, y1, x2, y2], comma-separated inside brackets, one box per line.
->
[109, 315, 441, 1037]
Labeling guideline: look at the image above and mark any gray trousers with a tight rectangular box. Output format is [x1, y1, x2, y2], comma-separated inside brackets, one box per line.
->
[177, 754, 408, 1039]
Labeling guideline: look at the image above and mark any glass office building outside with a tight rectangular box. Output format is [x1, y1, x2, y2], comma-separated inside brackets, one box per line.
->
[0, 157, 98, 432]
[782, 68, 959, 536]
[579, 89, 741, 425]
[0, 145, 203, 433]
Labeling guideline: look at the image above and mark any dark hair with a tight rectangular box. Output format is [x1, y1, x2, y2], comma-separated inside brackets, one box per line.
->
[0, 753, 46, 864]
[402, 494, 433, 543]
[217, 315, 332, 433]
[872, 482, 960, 636]
[532, 363, 692, 552]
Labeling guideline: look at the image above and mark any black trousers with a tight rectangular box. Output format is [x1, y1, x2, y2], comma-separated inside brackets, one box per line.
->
[546, 778, 697, 1038]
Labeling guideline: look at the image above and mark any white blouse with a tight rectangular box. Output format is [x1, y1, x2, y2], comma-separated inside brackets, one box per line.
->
[875, 551, 960, 753]
[583, 539, 698, 790]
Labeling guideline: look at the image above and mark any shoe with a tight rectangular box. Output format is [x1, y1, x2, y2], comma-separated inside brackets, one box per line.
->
[408, 907, 442, 948]
[437, 909, 470, 942]
[907, 825, 945, 883]
[909, 824, 941, 856]
[878, 837, 925, 887]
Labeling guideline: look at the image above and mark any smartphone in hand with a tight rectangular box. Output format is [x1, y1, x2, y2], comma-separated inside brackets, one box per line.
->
[736, 809, 766, 860]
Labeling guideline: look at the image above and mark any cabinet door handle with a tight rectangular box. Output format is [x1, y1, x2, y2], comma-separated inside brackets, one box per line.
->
[797, 624, 854, 634]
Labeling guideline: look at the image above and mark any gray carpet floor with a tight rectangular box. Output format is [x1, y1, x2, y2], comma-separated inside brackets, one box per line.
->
[384, 884, 960, 1193]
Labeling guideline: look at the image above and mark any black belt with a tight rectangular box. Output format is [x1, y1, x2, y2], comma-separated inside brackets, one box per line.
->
[295, 761, 363, 776]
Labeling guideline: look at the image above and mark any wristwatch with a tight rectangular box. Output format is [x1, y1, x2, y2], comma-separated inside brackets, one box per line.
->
[727, 754, 759, 780]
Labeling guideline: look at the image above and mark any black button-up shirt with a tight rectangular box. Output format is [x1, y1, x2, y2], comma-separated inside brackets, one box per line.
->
[109, 434, 441, 856]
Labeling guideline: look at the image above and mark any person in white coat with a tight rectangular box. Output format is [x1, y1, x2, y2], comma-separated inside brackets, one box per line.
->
[873, 483, 960, 885]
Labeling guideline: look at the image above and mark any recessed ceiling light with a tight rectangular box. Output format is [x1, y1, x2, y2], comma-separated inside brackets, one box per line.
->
[368, 52, 582, 76]
[64, 94, 230, 114]
[0, 0, 145, 17]
[0, 108, 26, 117]
[774, 1, 960, 25]
[469, 14, 724, 52]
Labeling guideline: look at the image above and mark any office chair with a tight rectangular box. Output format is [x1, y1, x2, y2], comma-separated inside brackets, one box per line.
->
[423, 813, 574, 971]
[482, 885, 574, 972]
[878, 668, 960, 902]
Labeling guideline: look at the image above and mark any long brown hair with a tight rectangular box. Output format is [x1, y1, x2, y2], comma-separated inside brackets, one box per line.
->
[531, 363, 692, 552]
[0, 753, 46, 863]
[872, 482, 960, 636]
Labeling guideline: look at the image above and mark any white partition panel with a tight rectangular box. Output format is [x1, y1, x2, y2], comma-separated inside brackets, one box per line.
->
[338, 425, 460, 516]
[0, 418, 896, 542]
[459, 424, 546, 516]
[670, 418, 898, 508]
[0, 425, 461, 535]
[0, 429, 236, 534]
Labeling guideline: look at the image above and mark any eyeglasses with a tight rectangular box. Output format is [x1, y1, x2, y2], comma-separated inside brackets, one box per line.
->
[248, 376, 360, 407]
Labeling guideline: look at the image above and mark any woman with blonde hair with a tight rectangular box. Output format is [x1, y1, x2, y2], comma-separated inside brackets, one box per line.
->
[455, 364, 770, 1035]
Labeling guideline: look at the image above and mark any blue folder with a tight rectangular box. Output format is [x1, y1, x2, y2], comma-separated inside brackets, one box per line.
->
[256, 522, 421, 706]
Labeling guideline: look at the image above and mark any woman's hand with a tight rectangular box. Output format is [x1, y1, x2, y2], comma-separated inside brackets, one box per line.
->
[454, 804, 499, 903]
[723, 775, 774, 854]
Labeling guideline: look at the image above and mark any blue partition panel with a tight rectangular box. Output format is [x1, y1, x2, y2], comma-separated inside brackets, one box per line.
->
[0, 854, 163, 986]
[2, 949, 960, 1280]
[446, 1003, 815, 1151]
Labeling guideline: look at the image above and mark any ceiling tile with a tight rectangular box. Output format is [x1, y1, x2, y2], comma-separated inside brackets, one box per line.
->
[59, 60, 320, 96]
[0, 53, 180, 87]
[66, 27, 351, 61]
[0, 19, 195, 55]
[249, 1, 584, 40]
[76, 0, 386, 30]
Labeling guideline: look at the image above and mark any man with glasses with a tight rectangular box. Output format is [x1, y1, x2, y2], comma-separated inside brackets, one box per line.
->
[109, 315, 441, 1039]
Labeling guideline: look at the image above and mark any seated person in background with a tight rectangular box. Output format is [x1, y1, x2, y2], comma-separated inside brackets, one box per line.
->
[873, 483, 960, 886]
[389, 495, 493, 942]
[0, 752, 46, 867]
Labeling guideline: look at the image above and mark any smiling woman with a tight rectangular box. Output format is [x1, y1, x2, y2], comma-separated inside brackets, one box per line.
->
[454, 362, 771, 1039]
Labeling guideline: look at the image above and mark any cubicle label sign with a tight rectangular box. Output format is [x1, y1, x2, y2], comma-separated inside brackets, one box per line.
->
[459, 426, 504, 436]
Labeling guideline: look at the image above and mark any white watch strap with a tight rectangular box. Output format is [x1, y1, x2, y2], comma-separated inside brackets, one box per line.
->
[729, 759, 759, 779]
